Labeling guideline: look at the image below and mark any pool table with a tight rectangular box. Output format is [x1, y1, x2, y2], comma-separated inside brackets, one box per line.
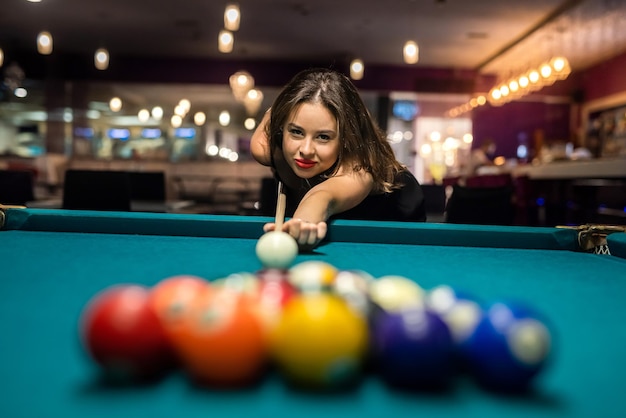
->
[2, 207, 626, 418]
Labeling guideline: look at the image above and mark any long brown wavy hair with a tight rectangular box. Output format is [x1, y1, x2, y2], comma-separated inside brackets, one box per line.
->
[266, 68, 405, 193]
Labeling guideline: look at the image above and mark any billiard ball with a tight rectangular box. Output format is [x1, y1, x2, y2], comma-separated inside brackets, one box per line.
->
[149, 275, 210, 342]
[212, 272, 260, 297]
[270, 293, 369, 389]
[332, 270, 375, 317]
[169, 286, 267, 387]
[80, 284, 174, 382]
[426, 285, 483, 354]
[256, 231, 298, 269]
[256, 269, 297, 310]
[288, 260, 338, 293]
[371, 306, 454, 389]
[252, 268, 297, 333]
[369, 275, 425, 313]
[464, 301, 553, 392]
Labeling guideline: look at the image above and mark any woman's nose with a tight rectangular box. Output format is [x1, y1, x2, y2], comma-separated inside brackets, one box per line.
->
[299, 138, 315, 156]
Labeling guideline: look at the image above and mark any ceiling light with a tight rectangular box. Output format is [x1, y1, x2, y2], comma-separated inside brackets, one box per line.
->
[219, 110, 231, 126]
[151, 106, 164, 121]
[109, 97, 122, 112]
[194, 111, 206, 126]
[244, 118, 256, 130]
[94, 48, 109, 70]
[539, 63, 552, 79]
[218, 30, 234, 53]
[518, 74, 529, 89]
[171, 115, 182, 128]
[224, 4, 240, 31]
[14, 87, 27, 98]
[37, 31, 53, 55]
[138, 109, 150, 122]
[243, 88, 264, 116]
[403, 40, 419, 64]
[178, 99, 191, 113]
[174, 104, 186, 116]
[350, 59, 364, 80]
[550, 56, 571, 80]
[229, 70, 254, 101]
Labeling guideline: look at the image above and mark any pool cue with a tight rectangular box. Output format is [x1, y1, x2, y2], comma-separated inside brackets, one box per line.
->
[275, 181, 287, 231]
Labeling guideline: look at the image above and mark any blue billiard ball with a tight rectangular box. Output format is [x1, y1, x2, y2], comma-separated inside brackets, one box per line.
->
[426, 285, 484, 369]
[426, 285, 484, 345]
[371, 307, 454, 389]
[464, 301, 553, 392]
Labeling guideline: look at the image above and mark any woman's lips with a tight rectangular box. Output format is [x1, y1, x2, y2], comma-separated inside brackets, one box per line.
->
[295, 159, 316, 169]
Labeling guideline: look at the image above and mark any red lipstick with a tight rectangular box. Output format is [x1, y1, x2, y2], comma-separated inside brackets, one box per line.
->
[295, 159, 316, 169]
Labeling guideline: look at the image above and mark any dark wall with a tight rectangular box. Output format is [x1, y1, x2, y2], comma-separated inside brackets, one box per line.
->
[579, 51, 626, 102]
[472, 101, 571, 158]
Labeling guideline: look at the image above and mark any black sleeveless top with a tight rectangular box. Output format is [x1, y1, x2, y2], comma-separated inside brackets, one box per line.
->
[274, 166, 427, 223]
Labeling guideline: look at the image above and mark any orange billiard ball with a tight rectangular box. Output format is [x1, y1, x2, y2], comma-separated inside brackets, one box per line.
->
[148, 275, 210, 343]
[170, 286, 268, 387]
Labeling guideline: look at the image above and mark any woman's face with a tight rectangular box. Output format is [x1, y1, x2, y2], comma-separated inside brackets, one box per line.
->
[281, 102, 340, 179]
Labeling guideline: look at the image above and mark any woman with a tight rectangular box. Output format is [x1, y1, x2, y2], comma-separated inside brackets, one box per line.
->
[251, 68, 426, 250]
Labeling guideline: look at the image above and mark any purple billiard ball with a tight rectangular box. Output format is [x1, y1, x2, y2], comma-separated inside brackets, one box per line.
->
[371, 307, 454, 389]
[465, 301, 552, 392]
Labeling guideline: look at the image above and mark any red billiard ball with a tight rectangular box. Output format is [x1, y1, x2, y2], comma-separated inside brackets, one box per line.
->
[254, 269, 297, 331]
[256, 269, 296, 307]
[80, 284, 174, 381]
[170, 286, 268, 387]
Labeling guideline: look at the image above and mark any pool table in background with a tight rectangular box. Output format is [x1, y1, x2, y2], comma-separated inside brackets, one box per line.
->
[1, 207, 626, 418]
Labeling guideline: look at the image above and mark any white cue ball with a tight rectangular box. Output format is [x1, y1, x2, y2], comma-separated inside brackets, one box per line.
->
[255, 231, 298, 269]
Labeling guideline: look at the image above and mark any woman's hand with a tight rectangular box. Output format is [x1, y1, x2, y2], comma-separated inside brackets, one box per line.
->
[263, 218, 328, 251]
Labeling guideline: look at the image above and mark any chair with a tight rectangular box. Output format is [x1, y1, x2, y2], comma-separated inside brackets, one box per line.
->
[128, 171, 166, 201]
[62, 170, 131, 211]
[445, 184, 515, 226]
[421, 184, 447, 222]
[258, 177, 278, 217]
[0, 170, 35, 205]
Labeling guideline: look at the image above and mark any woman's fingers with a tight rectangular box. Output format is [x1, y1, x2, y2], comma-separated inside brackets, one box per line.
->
[283, 219, 327, 249]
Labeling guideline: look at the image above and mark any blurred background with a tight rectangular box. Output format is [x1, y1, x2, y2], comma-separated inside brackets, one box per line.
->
[0, 0, 625, 225]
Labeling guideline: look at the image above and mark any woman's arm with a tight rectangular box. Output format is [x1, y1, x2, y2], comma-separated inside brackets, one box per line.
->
[250, 110, 271, 166]
[265, 169, 373, 250]
[295, 169, 373, 222]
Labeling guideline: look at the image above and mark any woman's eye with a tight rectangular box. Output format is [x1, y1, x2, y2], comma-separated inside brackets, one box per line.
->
[317, 134, 331, 141]
[289, 128, 303, 137]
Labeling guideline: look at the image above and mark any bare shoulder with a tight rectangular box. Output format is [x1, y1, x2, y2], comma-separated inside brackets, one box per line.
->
[250, 111, 272, 166]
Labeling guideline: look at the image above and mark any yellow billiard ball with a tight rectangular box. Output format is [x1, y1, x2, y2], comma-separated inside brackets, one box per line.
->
[269, 293, 369, 388]
[288, 260, 338, 293]
[369, 275, 425, 312]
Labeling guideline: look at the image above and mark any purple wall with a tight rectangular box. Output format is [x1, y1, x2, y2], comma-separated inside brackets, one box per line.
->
[579, 51, 626, 102]
[472, 101, 571, 158]
[471, 50, 626, 158]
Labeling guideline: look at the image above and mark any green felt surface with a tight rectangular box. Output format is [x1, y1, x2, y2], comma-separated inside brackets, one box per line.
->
[1, 209, 626, 418]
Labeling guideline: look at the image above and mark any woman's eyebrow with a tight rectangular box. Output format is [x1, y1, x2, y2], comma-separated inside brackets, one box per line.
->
[287, 123, 336, 135]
